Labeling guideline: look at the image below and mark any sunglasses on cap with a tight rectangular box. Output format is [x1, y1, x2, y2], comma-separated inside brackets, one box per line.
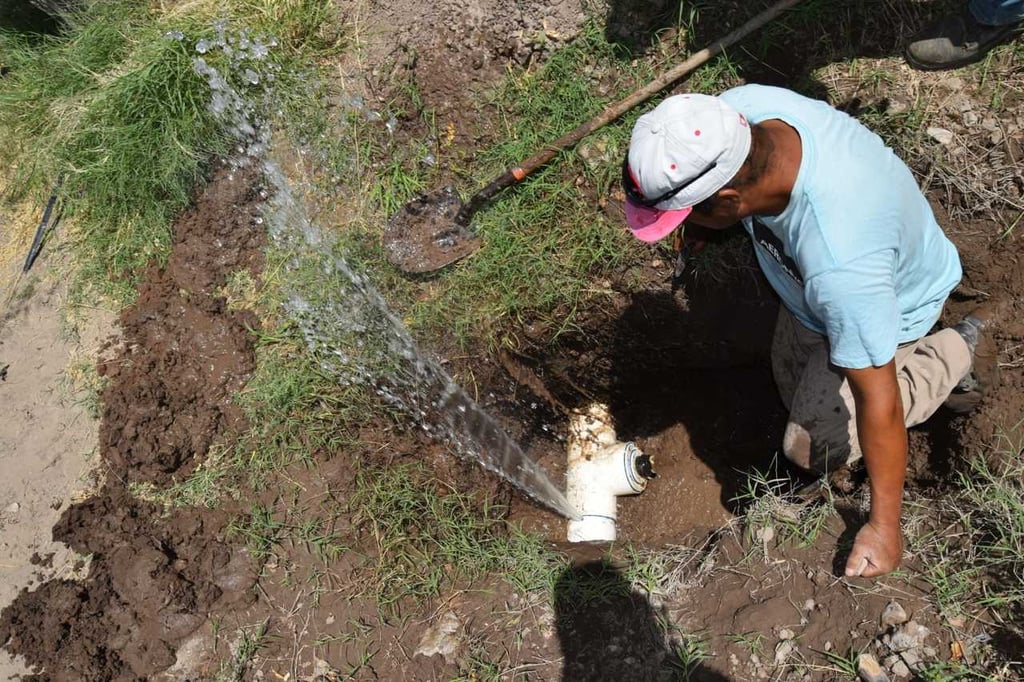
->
[621, 157, 718, 208]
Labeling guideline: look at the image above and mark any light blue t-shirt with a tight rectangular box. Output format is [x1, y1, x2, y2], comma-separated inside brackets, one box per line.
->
[719, 85, 962, 369]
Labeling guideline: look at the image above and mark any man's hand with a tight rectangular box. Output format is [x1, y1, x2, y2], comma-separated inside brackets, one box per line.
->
[845, 520, 902, 578]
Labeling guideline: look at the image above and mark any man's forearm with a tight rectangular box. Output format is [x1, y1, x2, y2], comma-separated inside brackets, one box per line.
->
[855, 393, 907, 528]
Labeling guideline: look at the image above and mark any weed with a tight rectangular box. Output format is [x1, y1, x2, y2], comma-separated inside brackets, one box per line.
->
[229, 503, 286, 560]
[216, 620, 270, 682]
[818, 646, 861, 679]
[733, 466, 836, 559]
[666, 632, 711, 680]
[727, 631, 765, 657]
[909, 428, 1024, 627]
[349, 461, 560, 608]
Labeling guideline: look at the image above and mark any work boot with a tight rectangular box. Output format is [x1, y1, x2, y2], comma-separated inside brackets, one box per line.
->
[906, 10, 1023, 70]
[944, 300, 1006, 413]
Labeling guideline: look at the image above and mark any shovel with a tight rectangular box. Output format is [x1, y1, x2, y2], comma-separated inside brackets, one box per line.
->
[383, 0, 803, 274]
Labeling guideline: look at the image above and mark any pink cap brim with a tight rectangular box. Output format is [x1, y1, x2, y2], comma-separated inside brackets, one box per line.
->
[625, 200, 692, 243]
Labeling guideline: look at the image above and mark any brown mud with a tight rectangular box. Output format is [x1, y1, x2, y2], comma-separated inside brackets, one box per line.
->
[0, 163, 266, 680]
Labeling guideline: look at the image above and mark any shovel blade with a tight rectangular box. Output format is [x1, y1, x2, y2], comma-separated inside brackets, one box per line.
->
[383, 187, 481, 274]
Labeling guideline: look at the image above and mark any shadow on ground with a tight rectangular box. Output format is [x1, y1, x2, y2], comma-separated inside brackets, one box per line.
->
[555, 561, 730, 681]
[603, 0, 962, 101]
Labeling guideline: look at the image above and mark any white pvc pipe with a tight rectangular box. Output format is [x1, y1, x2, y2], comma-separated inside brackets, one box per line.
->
[566, 404, 653, 543]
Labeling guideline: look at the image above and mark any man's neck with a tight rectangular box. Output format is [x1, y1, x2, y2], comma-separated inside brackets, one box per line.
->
[748, 119, 802, 217]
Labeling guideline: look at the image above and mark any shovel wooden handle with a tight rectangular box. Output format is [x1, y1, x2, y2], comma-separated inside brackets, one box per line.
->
[455, 0, 803, 225]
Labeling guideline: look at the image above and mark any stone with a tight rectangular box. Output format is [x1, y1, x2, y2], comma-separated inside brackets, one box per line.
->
[890, 658, 911, 678]
[890, 621, 930, 652]
[857, 653, 890, 682]
[774, 640, 795, 665]
[803, 599, 816, 612]
[880, 601, 908, 629]
[963, 111, 979, 127]
[926, 127, 954, 145]
[779, 628, 795, 641]
[415, 611, 464, 664]
[4, 502, 19, 513]
[901, 649, 921, 668]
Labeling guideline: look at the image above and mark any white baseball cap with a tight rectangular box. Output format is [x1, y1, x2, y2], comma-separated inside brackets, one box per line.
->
[622, 94, 752, 242]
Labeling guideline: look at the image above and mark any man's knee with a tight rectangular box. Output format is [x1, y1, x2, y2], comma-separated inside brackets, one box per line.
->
[782, 421, 852, 474]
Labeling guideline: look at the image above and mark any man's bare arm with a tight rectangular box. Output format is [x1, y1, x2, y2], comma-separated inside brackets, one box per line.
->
[843, 359, 906, 577]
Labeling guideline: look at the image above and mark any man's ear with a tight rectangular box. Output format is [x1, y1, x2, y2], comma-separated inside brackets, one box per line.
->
[712, 188, 742, 216]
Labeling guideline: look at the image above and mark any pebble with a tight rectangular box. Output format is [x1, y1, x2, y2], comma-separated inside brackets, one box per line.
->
[415, 611, 464, 664]
[857, 652, 890, 682]
[926, 127, 954, 145]
[4, 502, 18, 514]
[774, 640, 795, 665]
[803, 598, 816, 612]
[880, 601, 908, 629]
[886, 655, 911, 678]
[890, 621, 930, 652]
[778, 628, 795, 641]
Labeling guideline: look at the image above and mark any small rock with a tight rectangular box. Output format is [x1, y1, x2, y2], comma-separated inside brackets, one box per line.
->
[923, 646, 937, 657]
[890, 621, 930, 652]
[857, 652, 890, 682]
[881, 601, 908, 629]
[4, 502, 19, 514]
[778, 628, 795, 641]
[889, 658, 911, 678]
[415, 611, 464, 664]
[824, 641, 832, 652]
[803, 599, 816, 612]
[926, 127, 954, 145]
[325, 615, 335, 625]
[901, 649, 921, 668]
[963, 111, 979, 127]
[774, 640, 795, 665]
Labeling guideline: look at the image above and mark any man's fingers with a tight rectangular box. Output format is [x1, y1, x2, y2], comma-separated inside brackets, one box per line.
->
[845, 555, 869, 578]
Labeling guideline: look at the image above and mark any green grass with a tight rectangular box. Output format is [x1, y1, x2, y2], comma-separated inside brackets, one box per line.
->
[912, 429, 1024, 625]
[349, 461, 564, 608]
[733, 467, 835, 558]
[0, 0, 340, 304]
[216, 620, 270, 682]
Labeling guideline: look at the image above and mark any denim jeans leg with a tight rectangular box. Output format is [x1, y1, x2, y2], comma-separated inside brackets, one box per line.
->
[969, 0, 1024, 26]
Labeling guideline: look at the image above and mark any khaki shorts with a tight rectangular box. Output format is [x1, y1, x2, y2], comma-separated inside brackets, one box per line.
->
[771, 307, 971, 474]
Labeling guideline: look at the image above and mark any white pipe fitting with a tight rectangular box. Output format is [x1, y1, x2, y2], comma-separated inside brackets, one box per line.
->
[566, 404, 655, 543]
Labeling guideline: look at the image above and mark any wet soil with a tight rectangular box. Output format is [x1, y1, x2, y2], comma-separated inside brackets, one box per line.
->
[0, 163, 266, 680]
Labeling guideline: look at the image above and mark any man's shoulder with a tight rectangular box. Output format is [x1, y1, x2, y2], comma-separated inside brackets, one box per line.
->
[721, 84, 811, 113]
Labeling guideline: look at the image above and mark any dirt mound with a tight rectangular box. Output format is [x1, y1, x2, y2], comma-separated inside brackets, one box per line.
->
[0, 486, 256, 681]
[0, 163, 266, 680]
[98, 164, 265, 484]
